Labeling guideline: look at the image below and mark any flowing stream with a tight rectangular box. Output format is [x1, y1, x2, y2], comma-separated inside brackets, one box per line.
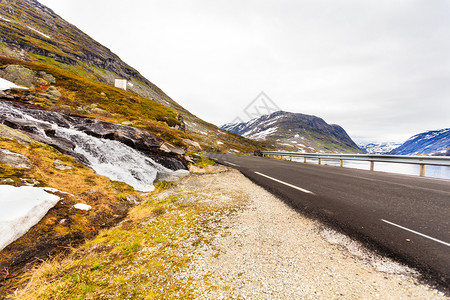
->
[0, 101, 173, 191]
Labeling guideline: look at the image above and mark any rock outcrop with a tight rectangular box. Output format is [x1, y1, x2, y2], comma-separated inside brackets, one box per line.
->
[0, 148, 32, 168]
[0, 101, 187, 170]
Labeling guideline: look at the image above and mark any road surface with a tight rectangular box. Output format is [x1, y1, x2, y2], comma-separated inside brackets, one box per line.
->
[207, 153, 450, 287]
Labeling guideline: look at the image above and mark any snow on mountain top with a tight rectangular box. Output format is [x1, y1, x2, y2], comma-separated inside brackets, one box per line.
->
[358, 142, 402, 154]
[405, 128, 450, 142]
[0, 185, 61, 251]
[389, 128, 450, 155]
[243, 127, 278, 140]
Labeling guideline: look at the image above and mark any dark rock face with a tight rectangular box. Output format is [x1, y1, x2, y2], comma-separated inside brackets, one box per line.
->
[0, 100, 187, 170]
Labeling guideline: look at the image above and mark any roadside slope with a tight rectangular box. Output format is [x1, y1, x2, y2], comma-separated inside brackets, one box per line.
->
[10, 167, 446, 299]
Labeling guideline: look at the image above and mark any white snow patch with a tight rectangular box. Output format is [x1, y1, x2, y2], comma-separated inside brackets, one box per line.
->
[230, 149, 240, 153]
[0, 15, 11, 22]
[74, 203, 92, 211]
[0, 78, 28, 91]
[27, 26, 51, 39]
[244, 127, 277, 140]
[0, 185, 61, 251]
[217, 141, 224, 145]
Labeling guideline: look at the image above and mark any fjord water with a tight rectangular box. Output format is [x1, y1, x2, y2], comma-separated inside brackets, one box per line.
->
[294, 158, 450, 180]
[0, 101, 171, 191]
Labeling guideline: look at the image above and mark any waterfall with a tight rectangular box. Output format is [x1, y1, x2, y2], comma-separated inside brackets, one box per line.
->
[0, 101, 174, 192]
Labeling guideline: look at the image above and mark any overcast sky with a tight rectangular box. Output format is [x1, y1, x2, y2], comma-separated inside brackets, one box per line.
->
[39, 0, 450, 143]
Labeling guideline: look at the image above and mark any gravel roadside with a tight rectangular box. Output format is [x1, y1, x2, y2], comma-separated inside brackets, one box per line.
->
[182, 167, 447, 299]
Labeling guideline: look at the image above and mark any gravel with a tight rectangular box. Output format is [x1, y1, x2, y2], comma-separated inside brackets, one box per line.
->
[177, 168, 447, 299]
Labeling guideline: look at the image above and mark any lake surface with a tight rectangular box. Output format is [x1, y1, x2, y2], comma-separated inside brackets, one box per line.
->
[292, 158, 450, 180]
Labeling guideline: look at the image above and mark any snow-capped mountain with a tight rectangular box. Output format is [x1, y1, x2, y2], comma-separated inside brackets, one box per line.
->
[222, 111, 362, 153]
[358, 142, 402, 154]
[388, 128, 450, 156]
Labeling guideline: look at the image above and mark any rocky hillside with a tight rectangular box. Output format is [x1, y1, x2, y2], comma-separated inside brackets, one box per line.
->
[0, 0, 268, 294]
[222, 111, 362, 153]
[388, 128, 450, 156]
[0, 0, 263, 153]
[0, 0, 178, 109]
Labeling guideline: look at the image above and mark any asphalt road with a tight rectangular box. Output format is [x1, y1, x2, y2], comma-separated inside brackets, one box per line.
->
[207, 153, 450, 287]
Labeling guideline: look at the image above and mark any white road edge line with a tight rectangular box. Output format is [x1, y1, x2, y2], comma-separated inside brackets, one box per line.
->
[224, 161, 240, 167]
[381, 219, 450, 247]
[254, 171, 315, 195]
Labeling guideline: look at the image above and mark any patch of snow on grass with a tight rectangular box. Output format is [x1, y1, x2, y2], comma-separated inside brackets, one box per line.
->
[0, 185, 60, 251]
[27, 26, 51, 39]
[217, 141, 224, 145]
[0, 15, 11, 22]
[0, 78, 27, 91]
[74, 203, 92, 211]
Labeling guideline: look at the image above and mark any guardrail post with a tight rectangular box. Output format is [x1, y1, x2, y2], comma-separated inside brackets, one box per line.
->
[304, 157, 307, 163]
[420, 164, 425, 177]
[340, 159, 343, 167]
[318, 158, 322, 165]
[370, 161, 374, 171]
[289, 156, 292, 161]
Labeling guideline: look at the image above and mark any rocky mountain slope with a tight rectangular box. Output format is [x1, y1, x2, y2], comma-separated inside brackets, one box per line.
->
[0, 0, 263, 153]
[0, 0, 266, 293]
[0, 0, 178, 109]
[388, 128, 450, 156]
[358, 142, 402, 154]
[222, 111, 362, 153]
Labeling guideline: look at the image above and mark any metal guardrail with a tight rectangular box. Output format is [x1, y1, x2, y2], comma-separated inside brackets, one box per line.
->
[261, 151, 450, 177]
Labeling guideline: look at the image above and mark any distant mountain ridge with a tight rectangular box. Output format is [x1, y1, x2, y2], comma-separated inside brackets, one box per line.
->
[388, 128, 450, 156]
[358, 142, 402, 154]
[222, 111, 362, 153]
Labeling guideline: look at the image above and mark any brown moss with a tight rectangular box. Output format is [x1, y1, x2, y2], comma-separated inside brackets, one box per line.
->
[0, 137, 132, 296]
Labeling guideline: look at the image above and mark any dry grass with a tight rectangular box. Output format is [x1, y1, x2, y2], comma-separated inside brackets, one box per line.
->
[0, 135, 138, 295]
[10, 175, 245, 299]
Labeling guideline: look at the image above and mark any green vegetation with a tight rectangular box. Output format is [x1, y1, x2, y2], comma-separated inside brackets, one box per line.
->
[194, 154, 216, 168]
[11, 181, 243, 299]
[0, 55, 193, 148]
[0, 131, 138, 295]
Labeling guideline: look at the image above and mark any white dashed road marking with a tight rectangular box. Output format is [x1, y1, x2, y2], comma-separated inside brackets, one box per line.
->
[254, 171, 315, 195]
[381, 219, 450, 247]
[224, 161, 240, 167]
